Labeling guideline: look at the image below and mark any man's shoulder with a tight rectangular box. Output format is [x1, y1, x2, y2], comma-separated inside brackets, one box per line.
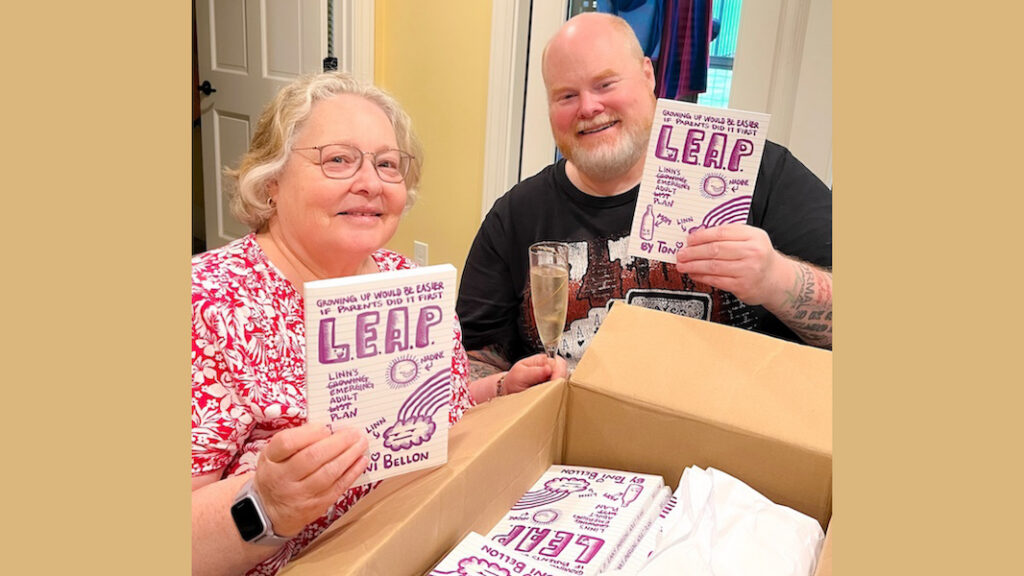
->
[485, 161, 564, 219]
[756, 140, 828, 192]
[760, 140, 789, 167]
[506, 161, 561, 199]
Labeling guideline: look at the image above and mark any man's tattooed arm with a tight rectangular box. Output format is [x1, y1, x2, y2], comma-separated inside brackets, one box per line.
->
[467, 344, 513, 380]
[770, 259, 833, 349]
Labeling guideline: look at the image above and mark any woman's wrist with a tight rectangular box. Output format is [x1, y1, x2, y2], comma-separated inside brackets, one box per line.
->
[493, 372, 508, 400]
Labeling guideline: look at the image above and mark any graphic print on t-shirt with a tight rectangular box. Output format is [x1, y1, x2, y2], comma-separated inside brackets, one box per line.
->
[520, 235, 757, 367]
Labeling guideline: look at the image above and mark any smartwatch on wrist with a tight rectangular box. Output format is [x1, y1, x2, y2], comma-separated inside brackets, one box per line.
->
[230, 478, 292, 547]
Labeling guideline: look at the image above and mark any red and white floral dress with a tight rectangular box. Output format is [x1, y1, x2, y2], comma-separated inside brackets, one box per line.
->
[192, 234, 474, 575]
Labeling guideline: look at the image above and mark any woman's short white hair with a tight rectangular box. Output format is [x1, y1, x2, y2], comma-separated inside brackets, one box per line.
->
[226, 71, 423, 231]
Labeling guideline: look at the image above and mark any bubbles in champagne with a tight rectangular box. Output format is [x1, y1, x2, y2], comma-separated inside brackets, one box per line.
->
[530, 264, 569, 348]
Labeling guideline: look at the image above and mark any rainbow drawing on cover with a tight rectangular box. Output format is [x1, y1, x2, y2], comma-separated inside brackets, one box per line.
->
[381, 367, 450, 451]
[304, 264, 457, 486]
[510, 476, 591, 510]
[627, 99, 770, 264]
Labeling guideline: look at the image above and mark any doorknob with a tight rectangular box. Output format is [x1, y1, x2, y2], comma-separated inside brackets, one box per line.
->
[198, 80, 217, 96]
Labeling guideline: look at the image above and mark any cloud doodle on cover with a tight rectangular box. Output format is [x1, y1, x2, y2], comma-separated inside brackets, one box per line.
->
[510, 476, 591, 510]
[382, 367, 449, 451]
[431, 557, 511, 576]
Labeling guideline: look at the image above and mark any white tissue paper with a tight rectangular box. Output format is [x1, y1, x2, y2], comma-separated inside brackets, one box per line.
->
[599, 466, 824, 576]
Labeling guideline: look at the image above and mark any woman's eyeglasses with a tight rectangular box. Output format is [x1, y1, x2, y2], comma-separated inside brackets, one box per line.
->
[293, 144, 414, 183]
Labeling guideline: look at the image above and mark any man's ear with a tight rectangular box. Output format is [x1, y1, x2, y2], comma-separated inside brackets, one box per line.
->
[642, 57, 656, 92]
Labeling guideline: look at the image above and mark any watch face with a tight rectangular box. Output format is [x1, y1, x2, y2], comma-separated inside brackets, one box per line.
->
[230, 497, 266, 542]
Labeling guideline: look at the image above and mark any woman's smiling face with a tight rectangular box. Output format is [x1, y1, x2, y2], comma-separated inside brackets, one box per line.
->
[268, 94, 408, 273]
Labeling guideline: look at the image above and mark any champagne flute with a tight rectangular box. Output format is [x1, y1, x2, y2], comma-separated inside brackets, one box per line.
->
[529, 241, 570, 359]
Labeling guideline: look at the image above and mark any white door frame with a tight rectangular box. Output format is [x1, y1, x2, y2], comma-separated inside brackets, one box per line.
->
[336, 0, 375, 84]
[479, 0, 530, 221]
[480, 0, 566, 221]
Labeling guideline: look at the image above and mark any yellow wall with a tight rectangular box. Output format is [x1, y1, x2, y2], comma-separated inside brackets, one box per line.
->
[376, 1, 492, 277]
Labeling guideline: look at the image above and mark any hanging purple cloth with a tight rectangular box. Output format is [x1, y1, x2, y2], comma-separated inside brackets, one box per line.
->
[655, 0, 712, 100]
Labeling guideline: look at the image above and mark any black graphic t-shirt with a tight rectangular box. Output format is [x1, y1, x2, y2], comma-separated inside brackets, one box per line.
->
[457, 141, 832, 368]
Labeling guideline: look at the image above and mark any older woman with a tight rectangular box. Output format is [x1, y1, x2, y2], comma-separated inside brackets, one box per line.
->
[191, 72, 565, 576]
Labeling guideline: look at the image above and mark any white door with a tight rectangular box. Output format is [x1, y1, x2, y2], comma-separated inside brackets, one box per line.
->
[195, 0, 329, 249]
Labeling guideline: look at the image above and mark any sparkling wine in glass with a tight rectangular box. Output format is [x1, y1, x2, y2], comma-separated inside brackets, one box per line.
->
[529, 241, 570, 359]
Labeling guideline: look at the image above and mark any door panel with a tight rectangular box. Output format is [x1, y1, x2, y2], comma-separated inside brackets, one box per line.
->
[196, 0, 325, 249]
[212, 0, 247, 73]
[212, 112, 253, 240]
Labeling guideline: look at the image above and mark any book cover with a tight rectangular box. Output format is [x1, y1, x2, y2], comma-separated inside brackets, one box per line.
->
[303, 264, 457, 486]
[428, 532, 570, 576]
[627, 99, 771, 263]
[486, 465, 665, 576]
[608, 485, 671, 570]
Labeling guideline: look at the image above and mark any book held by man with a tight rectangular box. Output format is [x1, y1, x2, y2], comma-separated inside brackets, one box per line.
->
[304, 264, 457, 486]
[627, 99, 771, 264]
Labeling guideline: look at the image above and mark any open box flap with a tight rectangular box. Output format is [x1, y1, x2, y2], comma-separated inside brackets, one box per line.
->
[566, 304, 832, 527]
[571, 304, 832, 456]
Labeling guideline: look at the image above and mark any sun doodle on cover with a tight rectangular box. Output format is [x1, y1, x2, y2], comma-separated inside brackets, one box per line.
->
[381, 367, 449, 451]
[386, 354, 420, 387]
[510, 476, 592, 510]
[700, 173, 727, 197]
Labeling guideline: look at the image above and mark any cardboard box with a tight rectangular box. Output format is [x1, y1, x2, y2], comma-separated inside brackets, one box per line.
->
[282, 304, 833, 576]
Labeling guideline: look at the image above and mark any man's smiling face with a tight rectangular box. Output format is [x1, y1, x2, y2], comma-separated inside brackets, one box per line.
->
[542, 14, 657, 181]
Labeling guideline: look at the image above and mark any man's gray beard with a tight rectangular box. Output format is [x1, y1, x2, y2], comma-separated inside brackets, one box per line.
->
[562, 123, 651, 181]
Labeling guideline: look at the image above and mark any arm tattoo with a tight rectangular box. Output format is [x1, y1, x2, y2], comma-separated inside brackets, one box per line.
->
[468, 345, 512, 380]
[779, 261, 833, 349]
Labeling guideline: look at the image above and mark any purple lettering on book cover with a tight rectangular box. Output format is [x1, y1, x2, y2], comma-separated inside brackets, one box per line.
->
[317, 304, 443, 364]
[511, 477, 591, 510]
[382, 367, 449, 451]
[324, 369, 371, 422]
[493, 526, 604, 565]
[655, 124, 754, 172]
[515, 528, 552, 555]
